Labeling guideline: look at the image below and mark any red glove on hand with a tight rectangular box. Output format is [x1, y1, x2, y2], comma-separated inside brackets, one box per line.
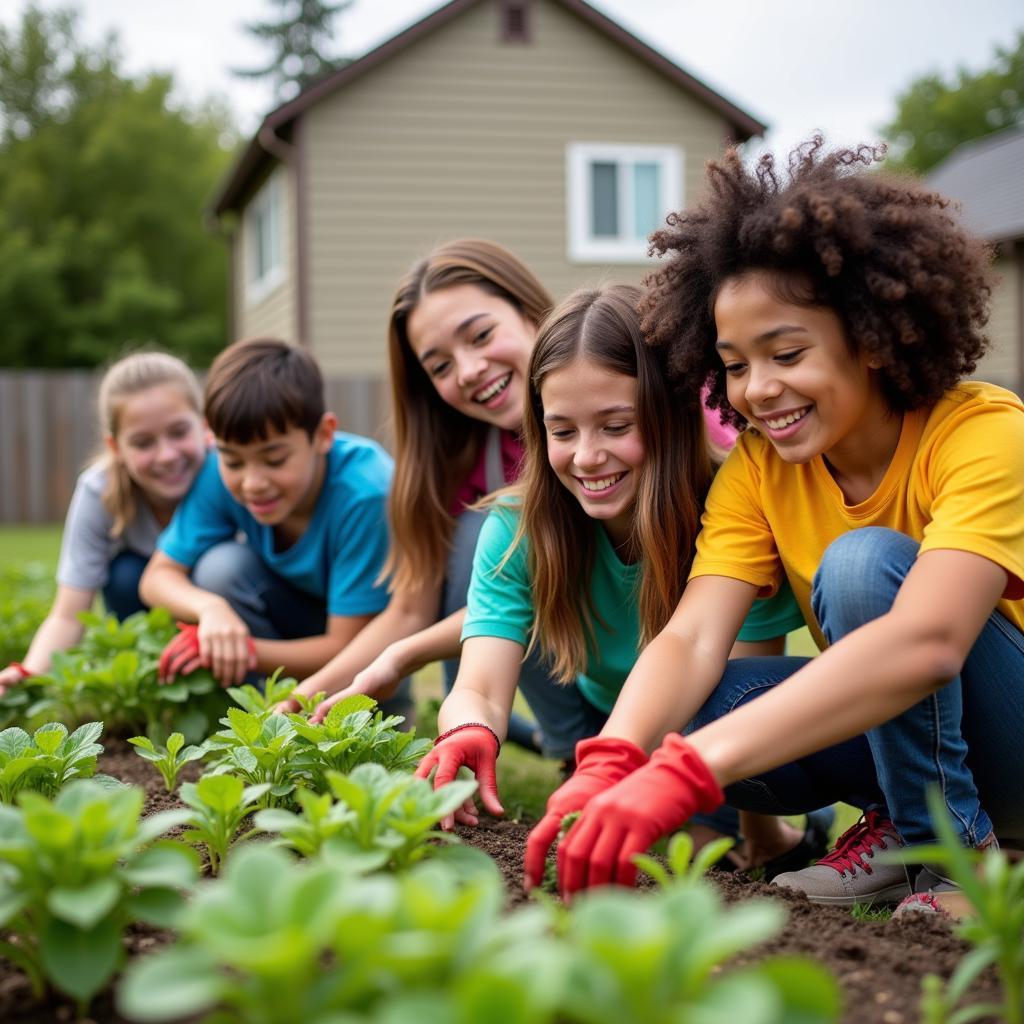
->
[159, 623, 202, 683]
[158, 623, 257, 684]
[557, 734, 724, 896]
[523, 735, 649, 890]
[415, 723, 503, 828]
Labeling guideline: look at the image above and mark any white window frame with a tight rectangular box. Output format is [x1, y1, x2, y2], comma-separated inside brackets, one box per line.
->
[245, 172, 285, 305]
[566, 142, 682, 263]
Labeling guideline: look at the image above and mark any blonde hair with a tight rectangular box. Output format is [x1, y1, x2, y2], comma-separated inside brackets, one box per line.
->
[513, 285, 713, 683]
[385, 239, 552, 593]
[92, 352, 202, 536]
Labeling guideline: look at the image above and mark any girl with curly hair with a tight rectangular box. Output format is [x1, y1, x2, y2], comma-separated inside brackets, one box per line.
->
[416, 284, 826, 876]
[535, 138, 1023, 915]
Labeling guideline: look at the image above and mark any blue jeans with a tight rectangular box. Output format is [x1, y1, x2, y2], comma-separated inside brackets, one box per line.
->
[442, 509, 603, 760]
[691, 527, 1024, 846]
[192, 541, 414, 722]
[103, 551, 148, 621]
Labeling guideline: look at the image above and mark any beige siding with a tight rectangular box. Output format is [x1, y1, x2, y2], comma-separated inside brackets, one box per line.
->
[301, 0, 738, 375]
[233, 164, 300, 344]
[975, 249, 1022, 393]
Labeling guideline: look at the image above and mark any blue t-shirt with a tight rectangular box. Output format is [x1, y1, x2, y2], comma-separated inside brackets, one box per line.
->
[158, 434, 393, 617]
[463, 505, 806, 713]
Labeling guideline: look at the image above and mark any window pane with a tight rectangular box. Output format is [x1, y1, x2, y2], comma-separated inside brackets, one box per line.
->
[591, 161, 619, 237]
[633, 162, 660, 238]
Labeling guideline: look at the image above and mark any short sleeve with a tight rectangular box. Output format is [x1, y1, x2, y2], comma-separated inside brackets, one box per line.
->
[920, 401, 1024, 598]
[158, 453, 238, 568]
[690, 438, 782, 595]
[326, 492, 391, 617]
[56, 469, 114, 591]
[462, 505, 533, 647]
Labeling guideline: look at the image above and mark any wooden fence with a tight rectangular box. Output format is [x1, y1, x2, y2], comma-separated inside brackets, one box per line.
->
[0, 371, 392, 524]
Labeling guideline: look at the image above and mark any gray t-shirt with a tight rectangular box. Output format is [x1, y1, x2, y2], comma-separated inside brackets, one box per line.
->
[56, 463, 161, 591]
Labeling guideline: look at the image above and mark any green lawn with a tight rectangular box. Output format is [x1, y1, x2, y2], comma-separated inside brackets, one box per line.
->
[0, 524, 62, 566]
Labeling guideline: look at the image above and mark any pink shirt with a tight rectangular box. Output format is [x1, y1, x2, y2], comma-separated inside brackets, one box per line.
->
[451, 430, 524, 514]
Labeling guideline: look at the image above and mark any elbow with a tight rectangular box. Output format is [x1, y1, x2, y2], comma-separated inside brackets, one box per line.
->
[137, 564, 159, 606]
[903, 625, 969, 692]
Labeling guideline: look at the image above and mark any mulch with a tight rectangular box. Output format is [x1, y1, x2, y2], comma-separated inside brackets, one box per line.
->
[0, 739, 1005, 1024]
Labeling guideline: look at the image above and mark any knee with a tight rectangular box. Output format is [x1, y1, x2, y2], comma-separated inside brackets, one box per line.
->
[811, 528, 918, 626]
[191, 541, 260, 599]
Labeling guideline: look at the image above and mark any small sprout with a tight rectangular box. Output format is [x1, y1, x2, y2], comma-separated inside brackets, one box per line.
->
[128, 732, 204, 792]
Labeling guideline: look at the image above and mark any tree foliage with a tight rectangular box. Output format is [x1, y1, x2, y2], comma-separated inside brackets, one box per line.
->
[235, 0, 352, 102]
[883, 32, 1024, 174]
[0, 5, 237, 368]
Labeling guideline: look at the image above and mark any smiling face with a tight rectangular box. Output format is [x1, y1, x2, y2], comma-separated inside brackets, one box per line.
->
[541, 357, 645, 550]
[108, 383, 206, 510]
[215, 415, 335, 537]
[713, 273, 892, 472]
[406, 283, 536, 431]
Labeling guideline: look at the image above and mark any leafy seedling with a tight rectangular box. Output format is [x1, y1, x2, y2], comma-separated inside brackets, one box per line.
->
[128, 732, 204, 792]
[633, 829, 736, 888]
[0, 720, 109, 803]
[178, 774, 272, 874]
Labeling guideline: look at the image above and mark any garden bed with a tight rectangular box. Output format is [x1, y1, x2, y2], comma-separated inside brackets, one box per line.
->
[0, 737, 1005, 1024]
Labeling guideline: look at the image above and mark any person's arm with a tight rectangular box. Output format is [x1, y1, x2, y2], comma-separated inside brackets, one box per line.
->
[141, 551, 254, 685]
[308, 605, 464, 722]
[254, 611, 375, 681]
[687, 549, 1007, 786]
[279, 581, 442, 712]
[0, 585, 94, 693]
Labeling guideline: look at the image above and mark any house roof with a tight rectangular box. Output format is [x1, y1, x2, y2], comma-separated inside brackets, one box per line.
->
[927, 127, 1024, 244]
[211, 0, 767, 216]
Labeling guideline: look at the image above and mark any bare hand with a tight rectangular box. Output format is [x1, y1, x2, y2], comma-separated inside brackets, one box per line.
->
[197, 603, 257, 687]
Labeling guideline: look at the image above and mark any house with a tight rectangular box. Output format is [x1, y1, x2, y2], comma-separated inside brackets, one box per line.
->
[928, 127, 1024, 395]
[210, 0, 765, 416]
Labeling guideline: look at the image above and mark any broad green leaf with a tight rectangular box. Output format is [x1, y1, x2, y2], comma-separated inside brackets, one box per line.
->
[33, 721, 68, 755]
[48, 877, 121, 929]
[0, 727, 31, 760]
[196, 773, 245, 813]
[166, 733, 184, 756]
[128, 736, 157, 754]
[122, 842, 199, 889]
[40, 916, 122, 1002]
[117, 946, 223, 1021]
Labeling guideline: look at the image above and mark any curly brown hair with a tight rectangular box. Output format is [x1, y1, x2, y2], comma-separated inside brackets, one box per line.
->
[640, 135, 995, 428]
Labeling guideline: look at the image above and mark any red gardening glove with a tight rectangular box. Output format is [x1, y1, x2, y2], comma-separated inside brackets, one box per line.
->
[558, 734, 725, 896]
[523, 736, 649, 891]
[159, 623, 202, 683]
[415, 724, 503, 829]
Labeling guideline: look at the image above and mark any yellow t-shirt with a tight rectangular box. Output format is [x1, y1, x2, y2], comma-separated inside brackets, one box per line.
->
[690, 382, 1024, 649]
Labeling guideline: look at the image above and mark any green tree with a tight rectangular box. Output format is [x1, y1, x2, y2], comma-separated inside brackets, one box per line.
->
[883, 32, 1024, 174]
[235, 0, 352, 102]
[0, 5, 236, 368]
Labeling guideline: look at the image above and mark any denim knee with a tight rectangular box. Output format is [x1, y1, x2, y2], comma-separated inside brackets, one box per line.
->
[811, 528, 918, 640]
[102, 551, 148, 620]
[191, 541, 261, 599]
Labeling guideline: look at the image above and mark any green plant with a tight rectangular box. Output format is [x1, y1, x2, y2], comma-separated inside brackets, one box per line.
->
[0, 562, 52, 667]
[200, 706, 315, 808]
[256, 763, 478, 870]
[27, 608, 230, 741]
[890, 789, 1024, 1024]
[633, 829, 735, 888]
[0, 779, 196, 1012]
[128, 732, 204, 792]
[117, 841, 839, 1024]
[286, 693, 431, 785]
[178, 774, 271, 874]
[0, 721, 109, 803]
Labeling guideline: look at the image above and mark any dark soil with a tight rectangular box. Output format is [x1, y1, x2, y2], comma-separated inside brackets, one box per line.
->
[0, 743, 1006, 1024]
[459, 815, 1005, 1024]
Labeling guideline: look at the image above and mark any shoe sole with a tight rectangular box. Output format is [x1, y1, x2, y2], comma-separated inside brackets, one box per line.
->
[795, 882, 913, 908]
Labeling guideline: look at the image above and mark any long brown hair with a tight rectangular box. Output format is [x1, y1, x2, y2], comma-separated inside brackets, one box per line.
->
[92, 351, 202, 537]
[385, 239, 552, 593]
[514, 284, 713, 683]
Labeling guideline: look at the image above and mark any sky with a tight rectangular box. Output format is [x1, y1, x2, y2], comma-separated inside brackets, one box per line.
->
[2, 0, 1022, 156]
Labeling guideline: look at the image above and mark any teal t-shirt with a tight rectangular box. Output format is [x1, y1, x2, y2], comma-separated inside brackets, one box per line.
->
[462, 506, 805, 714]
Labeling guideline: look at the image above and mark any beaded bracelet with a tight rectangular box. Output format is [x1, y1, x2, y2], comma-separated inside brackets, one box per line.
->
[7, 662, 31, 680]
[434, 721, 501, 753]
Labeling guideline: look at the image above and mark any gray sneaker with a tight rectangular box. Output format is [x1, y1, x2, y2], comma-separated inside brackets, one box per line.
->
[771, 810, 912, 907]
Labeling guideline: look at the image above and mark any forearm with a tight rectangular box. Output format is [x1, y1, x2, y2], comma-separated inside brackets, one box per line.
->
[602, 629, 728, 753]
[435, 637, 523, 740]
[255, 630, 363, 681]
[21, 611, 87, 674]
[294, 592, 438, 698]
[687, 611, 959, 786]
[390, 609, 465, 677]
